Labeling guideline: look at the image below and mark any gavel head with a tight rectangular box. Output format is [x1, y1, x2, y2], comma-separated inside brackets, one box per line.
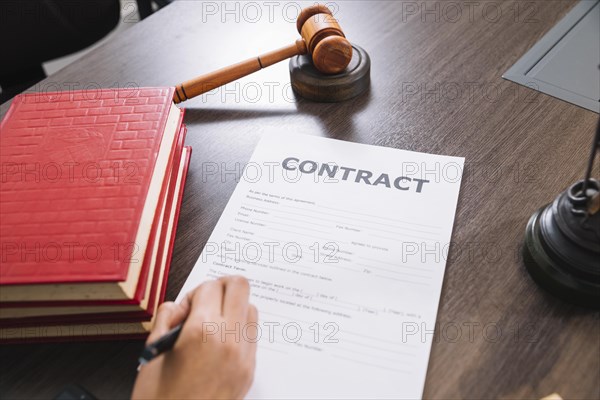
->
[296, 5, 353, 74]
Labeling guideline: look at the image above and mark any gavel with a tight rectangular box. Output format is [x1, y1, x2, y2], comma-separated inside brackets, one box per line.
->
[173, 4, 353, 104]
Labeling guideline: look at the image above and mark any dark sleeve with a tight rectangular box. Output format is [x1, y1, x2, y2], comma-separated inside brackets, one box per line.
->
[0, 0, 120, 75]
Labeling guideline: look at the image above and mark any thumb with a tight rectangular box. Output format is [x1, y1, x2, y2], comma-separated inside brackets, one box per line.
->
[147, 301, 189, 343]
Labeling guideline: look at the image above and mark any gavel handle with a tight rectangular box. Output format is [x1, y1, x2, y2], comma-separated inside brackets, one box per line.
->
[174, 39, 307, 104]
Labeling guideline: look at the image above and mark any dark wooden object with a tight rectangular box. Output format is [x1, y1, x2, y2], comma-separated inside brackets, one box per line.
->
[289, 43, 370, 102]
[1, 1, 598, 399]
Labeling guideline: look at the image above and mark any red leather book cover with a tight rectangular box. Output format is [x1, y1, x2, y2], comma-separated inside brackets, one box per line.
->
[0, 127, 189, 327]
[1, 103, 184, 308]
[119, 108, 183, 305]
[0, 146, 193, 343]
[0, 87, 176, 286]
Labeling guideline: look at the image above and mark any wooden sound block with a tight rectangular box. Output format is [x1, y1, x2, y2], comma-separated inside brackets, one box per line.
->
[289, 43, 370, 103]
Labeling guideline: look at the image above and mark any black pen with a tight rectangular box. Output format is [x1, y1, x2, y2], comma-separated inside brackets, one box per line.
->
[138, 324, 183, 367]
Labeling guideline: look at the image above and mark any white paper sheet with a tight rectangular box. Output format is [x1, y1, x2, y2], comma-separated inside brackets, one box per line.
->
[177, 133, 464, 399]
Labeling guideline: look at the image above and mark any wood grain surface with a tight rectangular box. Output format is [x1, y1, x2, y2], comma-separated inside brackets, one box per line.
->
[1, 1, 598, 399]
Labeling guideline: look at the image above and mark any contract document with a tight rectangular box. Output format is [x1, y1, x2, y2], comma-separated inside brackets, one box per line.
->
[177, 133, 465, 399]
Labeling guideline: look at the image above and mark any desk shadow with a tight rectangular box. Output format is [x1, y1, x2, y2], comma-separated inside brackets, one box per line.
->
[293, 86, 372, 142]
[181, 86, 372, 141]
[182, 107, 297, 124]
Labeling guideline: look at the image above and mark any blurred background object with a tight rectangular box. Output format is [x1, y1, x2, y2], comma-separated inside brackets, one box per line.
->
[0, 0, 171, 103]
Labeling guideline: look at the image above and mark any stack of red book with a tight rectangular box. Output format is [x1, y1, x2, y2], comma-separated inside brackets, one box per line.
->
[0, 87, 190, 342]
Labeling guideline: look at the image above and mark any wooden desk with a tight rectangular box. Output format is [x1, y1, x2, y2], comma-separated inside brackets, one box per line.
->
[1, 1, 598, 398]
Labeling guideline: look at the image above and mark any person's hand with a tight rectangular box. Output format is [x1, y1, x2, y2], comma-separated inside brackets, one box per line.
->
[132, 275, 258, 400]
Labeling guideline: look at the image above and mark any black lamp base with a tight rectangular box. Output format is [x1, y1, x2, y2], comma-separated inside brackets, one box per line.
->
[523, 180, 600, 309]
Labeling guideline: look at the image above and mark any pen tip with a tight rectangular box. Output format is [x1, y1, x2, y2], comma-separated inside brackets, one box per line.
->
[137, 360, 148, 372]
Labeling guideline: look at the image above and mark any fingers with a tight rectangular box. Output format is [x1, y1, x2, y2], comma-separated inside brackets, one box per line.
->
[222, 276, 251, 324]
[188, 279, 225, 322]
[242, 304, 259, 387]
[182, 276, 254, 344]
[179, 291, 193, 315]
[147, 301, 189, 343]
[247, 303, 258, 325]
[245, 304, 259, 353]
